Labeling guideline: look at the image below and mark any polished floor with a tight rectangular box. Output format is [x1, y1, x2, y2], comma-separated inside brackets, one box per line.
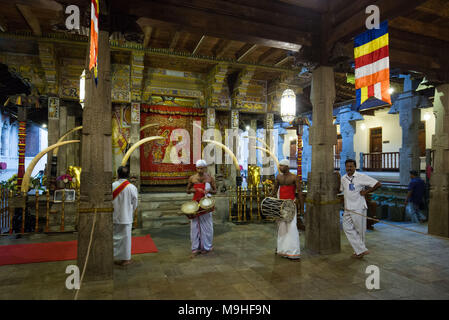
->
[1, 219, 449, 300]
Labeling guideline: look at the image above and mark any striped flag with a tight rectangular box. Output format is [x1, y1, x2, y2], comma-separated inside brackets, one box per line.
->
[89, 0, 99, 86]
[354, 20, 391, 107]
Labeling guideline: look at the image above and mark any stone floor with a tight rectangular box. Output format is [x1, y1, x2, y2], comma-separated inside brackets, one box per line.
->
[1, 219, 449, 300]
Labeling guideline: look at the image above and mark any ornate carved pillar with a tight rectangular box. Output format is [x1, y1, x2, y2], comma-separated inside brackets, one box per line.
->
[206, 107, 216, 177]
[390, 75, 421, 185]
[47, 97, 60, 192]
[428, 84, 449, 238]
[302, 116, 312, 181]
[263, 113, 275, 178]
[228, 109, 240, 185]
[77, 30, 113, 280]
[305, 66, 340, 254]
[336, 106, 363, 176]
[129, 51, 145, 190]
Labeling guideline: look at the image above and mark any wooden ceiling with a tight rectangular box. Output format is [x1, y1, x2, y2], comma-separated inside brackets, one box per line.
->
[0, 0, 448, 104]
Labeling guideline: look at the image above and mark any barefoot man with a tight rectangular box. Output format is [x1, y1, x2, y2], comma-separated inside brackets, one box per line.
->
[272, 159, 304, 261]
[186, 159, 217, 256]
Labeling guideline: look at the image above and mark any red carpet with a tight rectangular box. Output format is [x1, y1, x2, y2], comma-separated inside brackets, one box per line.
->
[0, 234, 158, 266]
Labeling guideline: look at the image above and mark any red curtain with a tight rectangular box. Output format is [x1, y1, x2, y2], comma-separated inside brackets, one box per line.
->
[140, 105, 204, 185]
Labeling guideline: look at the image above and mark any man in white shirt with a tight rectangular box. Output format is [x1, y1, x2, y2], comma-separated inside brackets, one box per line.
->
[341, 159, 381, 258]
[112, 166, 138, 266]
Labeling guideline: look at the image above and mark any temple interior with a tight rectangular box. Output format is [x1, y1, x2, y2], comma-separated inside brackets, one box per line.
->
[0, 0, 448, 301]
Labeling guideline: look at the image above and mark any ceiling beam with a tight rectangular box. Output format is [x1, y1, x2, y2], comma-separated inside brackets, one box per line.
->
[236, 44, 258, 62]
[169, 31, 181, 51]
[389, 16, 449, 42]
[416, 0, 449, 19]
[128, 0, 311, 51]
[258, 48, 280, 64]
[327, 0, 428, 48]
[192, 35, 207, 55]
[142, 26, 153, 48]
[274, 56, 292, 67]
[214, 40, 235, 58]
[278, 0, 328, 12]
[16, 4, 42, 36]
[0, 15, 7, 32]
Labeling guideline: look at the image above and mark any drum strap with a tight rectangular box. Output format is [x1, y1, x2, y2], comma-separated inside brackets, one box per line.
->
[187, 207, 214, 219]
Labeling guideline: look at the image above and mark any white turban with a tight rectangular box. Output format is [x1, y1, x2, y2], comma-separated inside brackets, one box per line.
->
[196, 159, 207, 167]
[279, 159, 290, 166]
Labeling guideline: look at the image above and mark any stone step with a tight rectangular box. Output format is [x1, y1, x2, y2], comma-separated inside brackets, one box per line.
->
[139, 193, 191, 202]
[138, 201, 187, 212]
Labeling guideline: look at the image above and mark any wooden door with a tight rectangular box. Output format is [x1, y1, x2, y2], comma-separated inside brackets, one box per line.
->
[419, 121, 426, 157]
[370, 127, 382, 170]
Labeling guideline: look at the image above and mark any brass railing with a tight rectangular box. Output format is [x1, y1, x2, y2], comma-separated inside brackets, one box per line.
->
[228, 185, 272, 222]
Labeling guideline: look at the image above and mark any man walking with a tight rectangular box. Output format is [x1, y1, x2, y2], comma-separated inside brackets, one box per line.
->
[341, 159, 381, 258]
[112, 166, 138, 266]
[405, 170, 426, 223]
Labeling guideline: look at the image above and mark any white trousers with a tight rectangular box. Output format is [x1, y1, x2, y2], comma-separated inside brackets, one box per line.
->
[190, 212, 214, 252]
[277, 214, 301, 258]
[113, 223, 132, 260]
[342, 209, 367, 255]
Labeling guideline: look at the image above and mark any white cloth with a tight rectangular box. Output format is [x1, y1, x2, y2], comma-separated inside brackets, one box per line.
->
[196, 159, 207, 167]
[279, 159, 289, 166]
[277, 209, 301, 259]
[205, 182, 211, 197]
[112, 179, 138, 224]
[340, 172, 378, 213]
[340, 172, 377, 254]
[113, 223, 132, 260]
[342, 209, 368, 255]
[190, 212, 214, 252]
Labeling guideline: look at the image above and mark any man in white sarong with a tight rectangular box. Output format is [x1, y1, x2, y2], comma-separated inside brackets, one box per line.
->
[112, 166, 138, 266]
[186, 160, 217, 257]
[341, 159, 381, 258]
[272, 159, 303, 261]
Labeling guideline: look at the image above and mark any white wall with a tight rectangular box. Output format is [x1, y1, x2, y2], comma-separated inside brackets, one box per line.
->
[354, 109, 401, 161]
[421, 107, 435, 149]
[352, 107, 435, 170]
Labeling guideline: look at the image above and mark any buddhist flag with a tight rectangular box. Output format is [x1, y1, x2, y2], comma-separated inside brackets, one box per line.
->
[354, 20, 391, 108]
[89, 0, 99, 86]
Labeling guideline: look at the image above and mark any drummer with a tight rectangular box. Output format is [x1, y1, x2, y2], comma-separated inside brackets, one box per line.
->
[186, 159, 217, 257]
[271, 159, 303, 261]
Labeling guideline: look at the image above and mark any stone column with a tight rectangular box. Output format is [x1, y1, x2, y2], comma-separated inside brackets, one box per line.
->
[229, 109, 239, 185]
[129, 50, 145, 190]
[66, 109, 76, 168]
[305, 67, 340, 254]
[77, 30, 113, 281]
[129, 103, 141, 190]
[390, 75, 421, 185]
[302, 116, 312, 181]
[248, 119, 258, 167]
[47, 97, 59, 190]
[58, 105, 67, 179]
[263, 113, 275, 178]
[428, 84, 449, 238]
[337, 106, 363, 175]
[399, 74, 421, 185]
[206, 107, 216, 177]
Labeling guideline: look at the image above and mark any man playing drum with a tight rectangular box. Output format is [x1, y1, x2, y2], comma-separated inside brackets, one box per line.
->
[272, 159, 304, 261]
[186, 159, 217, 257]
